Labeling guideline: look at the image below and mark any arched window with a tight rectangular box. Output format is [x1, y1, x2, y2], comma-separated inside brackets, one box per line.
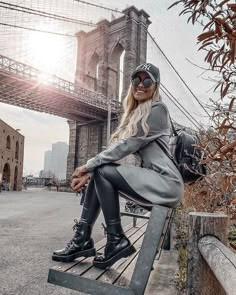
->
[87, 52, 99, 91]
[3, 163, 10, 190]
[14, 166, 18, 191]
[119, 50, 125, 101]
[88, 52, 99, 79]
[109, 42, 125, 101]
[15, 141, 19, 160]
[6, 135, 11, 150]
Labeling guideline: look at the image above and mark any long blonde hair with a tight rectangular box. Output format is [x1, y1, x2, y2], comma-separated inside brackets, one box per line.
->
[110, 85, 160, 143]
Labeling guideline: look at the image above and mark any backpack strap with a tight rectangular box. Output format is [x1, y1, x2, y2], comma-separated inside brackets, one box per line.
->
[155, 139, 179, 168]
[169, 116, 178, 136]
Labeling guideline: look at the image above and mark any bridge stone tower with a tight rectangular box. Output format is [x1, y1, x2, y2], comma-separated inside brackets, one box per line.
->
[67, 6, 151, 178]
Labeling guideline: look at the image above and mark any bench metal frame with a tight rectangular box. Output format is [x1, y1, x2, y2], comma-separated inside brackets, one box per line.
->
[48, 205, 173, 295]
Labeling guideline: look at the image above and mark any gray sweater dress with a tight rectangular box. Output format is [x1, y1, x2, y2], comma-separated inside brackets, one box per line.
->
[86, 101, 184, 208]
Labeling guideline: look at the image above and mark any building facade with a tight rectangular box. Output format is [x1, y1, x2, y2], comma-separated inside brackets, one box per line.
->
[0, 119, 24, 191]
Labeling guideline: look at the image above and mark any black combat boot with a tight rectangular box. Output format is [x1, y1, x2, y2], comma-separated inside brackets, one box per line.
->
[93, 223, 136, 269]
[52, 219, 96, 263]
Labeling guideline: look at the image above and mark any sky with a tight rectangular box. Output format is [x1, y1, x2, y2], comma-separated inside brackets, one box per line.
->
[0, 0, 218, 176]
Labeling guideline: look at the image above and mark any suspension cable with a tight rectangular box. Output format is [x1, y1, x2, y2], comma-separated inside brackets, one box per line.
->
[0, 2, 97, 27]
[161, 83, 202, 128]
[148, 31, 211, 118]
[160, 85, 201, 130]
[73, 0, 123, 14]
[0, 23, 75, 37]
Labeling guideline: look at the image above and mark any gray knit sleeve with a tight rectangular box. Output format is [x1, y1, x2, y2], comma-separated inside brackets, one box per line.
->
[86, 102, 170, 172]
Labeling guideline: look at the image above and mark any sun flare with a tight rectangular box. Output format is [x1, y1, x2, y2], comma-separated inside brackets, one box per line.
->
[28, 29, 65, 75]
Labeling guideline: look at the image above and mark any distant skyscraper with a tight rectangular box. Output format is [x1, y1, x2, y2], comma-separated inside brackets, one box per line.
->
[43, 142, 69, 180]
[52, 142, 69, 180]
[44, 150, 52, 171]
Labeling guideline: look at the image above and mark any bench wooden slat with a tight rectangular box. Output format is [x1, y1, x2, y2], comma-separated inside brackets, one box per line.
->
[51, 218, 147, 273]
[66, 221, 148, 279]
[48, 206, 173, 295]
[48, 269, 135, 295]
[100, 229, 146, 286]
[115, 253, 139, 288]
[86, 224, 148, 282]
[115, 207, 173, 289]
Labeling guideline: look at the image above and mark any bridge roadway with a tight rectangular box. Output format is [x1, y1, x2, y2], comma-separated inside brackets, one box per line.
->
[0, 189, 178, 295]
[0, 55, 119, 122]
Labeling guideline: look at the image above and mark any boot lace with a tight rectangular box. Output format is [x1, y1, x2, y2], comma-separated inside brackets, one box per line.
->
[66, 219, 81, 249]
[102, 223, 107, 237]
[101, 223, 123, 248]
[72, 219, 80, 231]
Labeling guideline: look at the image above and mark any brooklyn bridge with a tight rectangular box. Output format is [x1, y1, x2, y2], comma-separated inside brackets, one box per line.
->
[0, 1, 210, 180]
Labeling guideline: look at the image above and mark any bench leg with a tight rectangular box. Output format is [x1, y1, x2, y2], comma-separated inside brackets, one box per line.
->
[133, 216, 137, 227]
[163, 225, 171, 250]
[129, 205, 172, 295]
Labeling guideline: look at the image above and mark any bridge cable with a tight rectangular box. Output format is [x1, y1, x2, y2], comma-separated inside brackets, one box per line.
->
[160, 85, 201, 130]
[160, 83, 203, 129]
[73, 0, 124, 14]
[0, 2, 97, 27]
[147, 31, 211, 118]
[0, 22, 76, 37]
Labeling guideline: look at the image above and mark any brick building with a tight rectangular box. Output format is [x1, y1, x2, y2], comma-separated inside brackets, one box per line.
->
[0, 119, 24, 191]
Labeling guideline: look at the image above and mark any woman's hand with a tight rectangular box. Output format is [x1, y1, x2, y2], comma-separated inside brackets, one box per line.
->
[71, 174, 90, 192]
[72, 165, 88, 178]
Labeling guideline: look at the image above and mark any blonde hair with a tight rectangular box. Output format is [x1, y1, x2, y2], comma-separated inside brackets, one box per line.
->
[110, 85, 160, 143]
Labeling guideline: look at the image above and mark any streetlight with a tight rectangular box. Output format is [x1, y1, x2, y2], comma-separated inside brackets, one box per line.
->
[107, 99, 112, 145]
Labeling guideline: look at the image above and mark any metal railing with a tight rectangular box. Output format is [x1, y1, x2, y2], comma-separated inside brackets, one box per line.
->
[0, 54, 119, 113]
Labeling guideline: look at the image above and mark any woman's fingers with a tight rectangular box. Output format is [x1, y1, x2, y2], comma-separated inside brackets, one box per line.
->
[71, 175, 90, 192]
[72, 165, 88, 178]
[71, 178, 80, 190]
[72, 168, 81, 178]
[74, 178, 88, 191]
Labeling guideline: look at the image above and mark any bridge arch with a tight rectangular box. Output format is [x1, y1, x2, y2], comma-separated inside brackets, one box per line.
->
[75, 6, 151, 100]
[86, 51, 100, 91]
[13, 165, 18, 191]
[109, 38, 127, 56]
[108, 42, 125, 101]
[2, 163, 10, 190]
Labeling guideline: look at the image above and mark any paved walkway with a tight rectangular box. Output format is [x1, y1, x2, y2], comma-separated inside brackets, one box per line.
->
[0, 189, 179, 295]
[146, 250, 178, 295]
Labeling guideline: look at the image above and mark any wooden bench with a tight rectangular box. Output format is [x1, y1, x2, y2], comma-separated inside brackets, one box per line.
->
[48, 205, 173, 295]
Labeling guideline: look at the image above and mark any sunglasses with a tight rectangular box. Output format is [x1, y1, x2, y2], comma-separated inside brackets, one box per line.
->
[131, 76, 154, 88]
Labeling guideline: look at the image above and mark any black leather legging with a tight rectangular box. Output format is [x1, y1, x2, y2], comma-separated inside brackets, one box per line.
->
[80, 163, 152, 226]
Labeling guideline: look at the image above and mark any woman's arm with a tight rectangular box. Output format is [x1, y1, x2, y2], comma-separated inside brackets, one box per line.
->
[86, 102, 170, 172]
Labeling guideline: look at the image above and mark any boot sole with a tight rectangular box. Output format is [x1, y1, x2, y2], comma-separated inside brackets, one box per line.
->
[52, 247, 96, 263]
[93, 244, 136, 269]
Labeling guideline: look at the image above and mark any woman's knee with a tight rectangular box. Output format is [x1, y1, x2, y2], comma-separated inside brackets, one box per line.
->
[94, 164, 119, 178]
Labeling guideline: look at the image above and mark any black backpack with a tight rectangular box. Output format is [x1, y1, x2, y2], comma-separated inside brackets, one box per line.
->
[157, 120, 207, 183]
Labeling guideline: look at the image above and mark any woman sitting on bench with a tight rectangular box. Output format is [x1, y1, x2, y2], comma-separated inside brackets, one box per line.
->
[52, 63, 184, 269]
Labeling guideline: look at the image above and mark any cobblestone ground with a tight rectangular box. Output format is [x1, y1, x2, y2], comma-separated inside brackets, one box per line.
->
[0, 189, 130, 295]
